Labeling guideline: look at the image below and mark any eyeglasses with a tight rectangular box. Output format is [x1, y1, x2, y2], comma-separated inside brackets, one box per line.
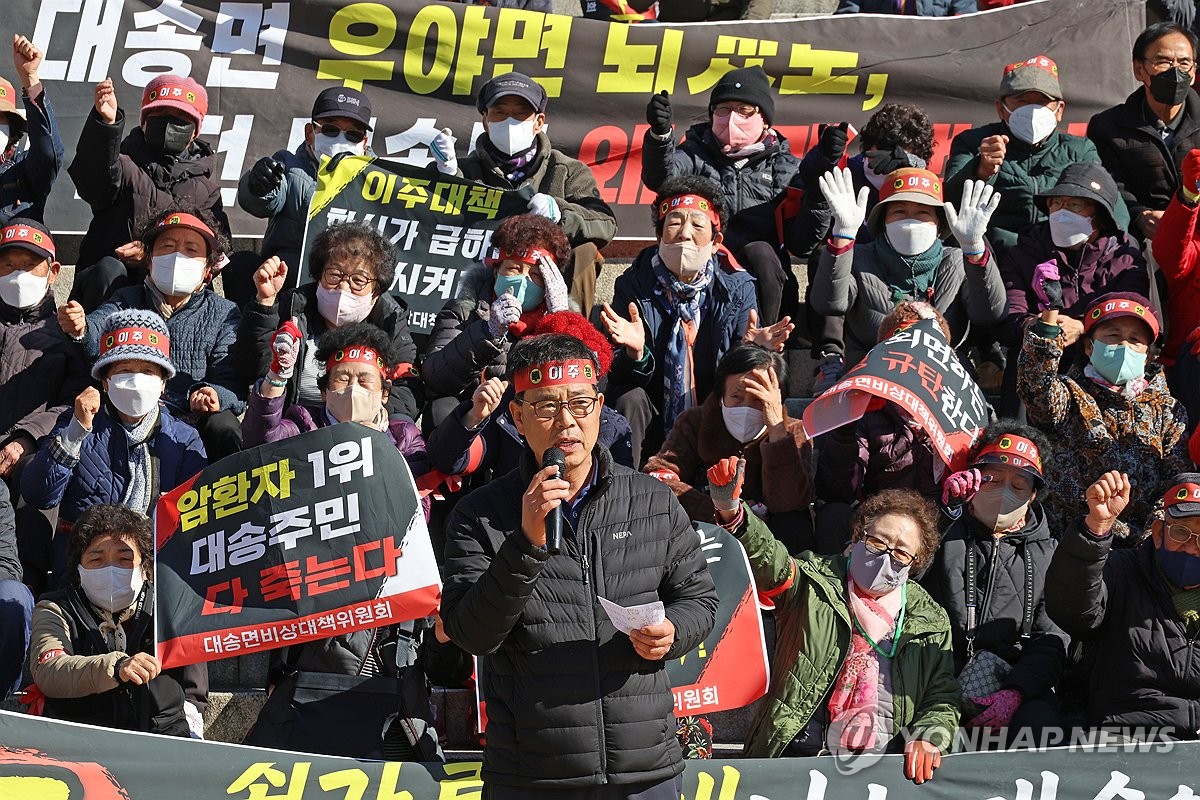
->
[862, 534, 917, 567]
[712, 104, 759, 119]
[314, 123, 367, 143]
[1046, 197, 1095, 215]
[516, 395, 599, 420]
[1166, 523, 1200, 547]
[321, 268, 376, 292]
[1143, 57, 1196, 72]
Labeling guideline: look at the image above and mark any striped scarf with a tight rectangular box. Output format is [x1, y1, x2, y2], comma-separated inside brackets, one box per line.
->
[120, 406, 159, 514]
[651, 252, 712, 432]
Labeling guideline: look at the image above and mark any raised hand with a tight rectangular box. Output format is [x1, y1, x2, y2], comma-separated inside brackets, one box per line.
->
[818, 166, 869, 240]
[74, 386, 101, 429]
[12, 34, 42, 89]
[817, 121, 849, 164]
[113, 240, 146, 266]
[94, 78, 118, 124]
[465, 373, 510, 429]
[430, 127, 458, 175]
[1084, 470, 1131, 535]
[707, 456, 746, 512]
[254, 256, 288, 305]
[268, 320, 302, 381]
[57, 300, 86, 338]
[247, 157, 286, 196]
[941, 468, 982, 507]
[944, 179, 1001, 255]
[600, 301, 645, 360]
[645, 90, 673, 137]
[977, 134, 1008, 180]
[742, 308, 794, 353]
[488, 291, 523, 340]
[741, 367, 785, 428]
[539, 253, 569, 314]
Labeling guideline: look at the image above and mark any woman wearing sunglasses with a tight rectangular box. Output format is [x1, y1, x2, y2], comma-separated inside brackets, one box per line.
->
[706, 466, 958, 784]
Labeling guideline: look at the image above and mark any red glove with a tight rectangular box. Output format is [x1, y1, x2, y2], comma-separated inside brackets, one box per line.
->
[269, 320, 302, 381]
[706, 456, 745, 512]
[903, 739, 942, 784]
[966, 687, 1024, 729]
[941, 468, 982, 507]
[1183, 148, 1200, 203]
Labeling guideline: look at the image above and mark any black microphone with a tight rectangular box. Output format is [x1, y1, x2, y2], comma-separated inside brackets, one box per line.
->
[543, 447, 566, 555]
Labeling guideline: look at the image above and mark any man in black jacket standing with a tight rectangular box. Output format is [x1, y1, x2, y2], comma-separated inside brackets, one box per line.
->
[442, 332, 718, 798]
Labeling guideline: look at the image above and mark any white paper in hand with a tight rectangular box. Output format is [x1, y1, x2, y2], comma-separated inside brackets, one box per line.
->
[598, 596, 665, 635]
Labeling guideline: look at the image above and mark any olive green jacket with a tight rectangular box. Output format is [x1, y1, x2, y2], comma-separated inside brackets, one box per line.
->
[734, 509, 961, 757]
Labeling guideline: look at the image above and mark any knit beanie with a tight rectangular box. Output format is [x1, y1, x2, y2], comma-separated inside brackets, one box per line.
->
[91, 309, 176, 380]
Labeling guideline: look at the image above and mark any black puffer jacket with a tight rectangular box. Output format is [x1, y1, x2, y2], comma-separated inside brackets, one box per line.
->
[920, 504, 1068, 701]
[641, 122, 798, 250]
[1046, 519, 1200, 735]
[442, 446, 718, 788]
[68, 108, 231, 270]
[234, 282, 421, 420]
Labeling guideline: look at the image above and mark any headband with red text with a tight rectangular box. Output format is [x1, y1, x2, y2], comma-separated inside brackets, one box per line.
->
[655, 194, 721, 231]
[0, 223, 55, 259]
[973, 434, 1043, 478]
[100, 327, 170, 359]
[326, 346, 385, 376]
[513, 359, 598, 393]
[484, 246, 558, 271]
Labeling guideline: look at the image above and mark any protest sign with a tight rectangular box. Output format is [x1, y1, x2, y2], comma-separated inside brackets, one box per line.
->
[299, 155, 529, 333]
[155, 424, 440, 668]
[803, 318, 988, 469]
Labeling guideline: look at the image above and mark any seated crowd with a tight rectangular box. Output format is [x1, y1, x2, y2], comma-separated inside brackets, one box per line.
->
[8, 11, 1200, 783]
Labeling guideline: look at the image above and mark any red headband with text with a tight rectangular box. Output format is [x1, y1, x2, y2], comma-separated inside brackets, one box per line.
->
[1165, 483, 1200, 510]
[484, 246, 558, 271]
[656, 194, 721, 231]
[0, 223, 55, 258]
[100, 327, 170, 359]
[513, 359, 598, 393]
[973, 434, 1043, 477]
[326, 346, 385, 376]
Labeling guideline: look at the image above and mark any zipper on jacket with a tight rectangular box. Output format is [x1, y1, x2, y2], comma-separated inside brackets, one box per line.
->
[577, 500, 608, 782]
[977, 534, 1003, 634]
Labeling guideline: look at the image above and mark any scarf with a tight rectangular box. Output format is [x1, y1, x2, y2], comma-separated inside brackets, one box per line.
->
[651, 252, 713, 431]
[873, 235, 944, 304]
[706, 129, 777, 167]
[827, 578, 903, 752]
[1083, 365, 1150, 401]
[481, 136, 540, 185]
[95, 602, 138, 653]
[143, 278, 195, 320]
[120, 405, 159, 514]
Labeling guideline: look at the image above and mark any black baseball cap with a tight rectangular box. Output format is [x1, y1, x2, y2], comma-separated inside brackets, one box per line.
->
[311, 87, 372, 131]
[475, 72, 547, 115]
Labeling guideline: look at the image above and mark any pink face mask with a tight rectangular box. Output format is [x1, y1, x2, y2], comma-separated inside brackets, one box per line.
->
[712, 110, 765, 152]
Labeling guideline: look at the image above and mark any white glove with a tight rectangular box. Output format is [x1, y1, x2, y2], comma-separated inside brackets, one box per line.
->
[430, 127, 457, 175]
[539, 253, 570, 313]
[817, 167, 869, 241]
[528, 192, 562, 224]
[944, 179, 1001, 255]
[488, 291, 523, 340]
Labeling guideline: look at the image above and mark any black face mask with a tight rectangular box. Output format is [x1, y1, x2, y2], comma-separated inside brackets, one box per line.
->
[144, 115, 196, 157]
[1149, 66, 1192, 106]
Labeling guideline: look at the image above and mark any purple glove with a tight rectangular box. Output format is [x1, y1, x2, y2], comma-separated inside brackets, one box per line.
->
[941, 468, 982, 507]
[966, 688, 1023, 729]
[1031, 259, 1063, 311]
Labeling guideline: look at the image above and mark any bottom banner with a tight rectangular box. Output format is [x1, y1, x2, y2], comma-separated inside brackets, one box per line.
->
[0, 710, 1196, 799]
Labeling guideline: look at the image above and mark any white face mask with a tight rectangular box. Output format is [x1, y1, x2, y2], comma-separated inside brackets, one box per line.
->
[721, 400, 766, 443]
[657, 240, 714, 281]
[0, 269, 49, 308]
[1006, 104, 1058, 145]
[864, 166, 888, 191]
[488, 116, 537, 156]
[315, 284, 375, 327]
[885, 218, 940, 256]
[77, 564, 145, 613]
[106, 372, 164, 419]
[313, 131, 365, 162]
[0, 123, 10, 154]
[1048, 208, 1093, 248]
[150, 252, 206, 296]
[326, 384, 383, 425]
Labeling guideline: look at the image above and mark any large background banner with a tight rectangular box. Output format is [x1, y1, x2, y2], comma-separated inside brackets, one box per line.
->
[3, 710, 1199, 799]
[155, 424, 441, 668]
[8, 0, 1143, 243]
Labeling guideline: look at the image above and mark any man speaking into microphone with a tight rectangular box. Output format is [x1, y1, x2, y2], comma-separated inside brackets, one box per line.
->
[442, 318, 718, 800]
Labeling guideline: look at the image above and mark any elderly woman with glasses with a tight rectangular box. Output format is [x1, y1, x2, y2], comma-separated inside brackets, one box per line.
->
[705, 468, 959, 784]
[234, 221, 422, 422]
